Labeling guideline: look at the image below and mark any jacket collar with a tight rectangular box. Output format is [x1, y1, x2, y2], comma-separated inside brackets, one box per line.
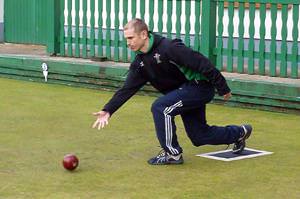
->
[136, 32, 154, 54]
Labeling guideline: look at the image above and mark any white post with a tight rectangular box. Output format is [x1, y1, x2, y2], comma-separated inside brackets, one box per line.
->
[0, 0, 3, 42]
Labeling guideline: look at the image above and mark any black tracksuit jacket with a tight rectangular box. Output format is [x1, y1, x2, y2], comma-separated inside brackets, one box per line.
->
[103, 33, 231, 115]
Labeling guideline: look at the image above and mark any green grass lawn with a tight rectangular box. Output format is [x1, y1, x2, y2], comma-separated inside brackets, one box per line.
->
[0, 77, 299, 199]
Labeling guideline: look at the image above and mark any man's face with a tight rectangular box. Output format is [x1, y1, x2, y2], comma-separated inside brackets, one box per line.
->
[124, 28, 147, 52]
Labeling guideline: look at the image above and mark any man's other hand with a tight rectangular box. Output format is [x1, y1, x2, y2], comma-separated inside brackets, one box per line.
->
[223, 92, 232, 101]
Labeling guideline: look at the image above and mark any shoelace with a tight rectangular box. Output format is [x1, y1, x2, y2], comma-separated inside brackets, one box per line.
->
[156, 149, 167, 158]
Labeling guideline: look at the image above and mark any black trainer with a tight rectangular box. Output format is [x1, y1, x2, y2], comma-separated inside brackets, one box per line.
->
[147, 149, 184, 165]
[232, 124, 252, 154]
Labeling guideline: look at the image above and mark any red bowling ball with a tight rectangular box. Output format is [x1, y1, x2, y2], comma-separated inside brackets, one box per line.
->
[62, 154, 79, 171]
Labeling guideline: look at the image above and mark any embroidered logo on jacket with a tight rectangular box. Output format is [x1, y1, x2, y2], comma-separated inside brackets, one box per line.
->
[154, 53, 162, 64]
[139, 61, 144, 67]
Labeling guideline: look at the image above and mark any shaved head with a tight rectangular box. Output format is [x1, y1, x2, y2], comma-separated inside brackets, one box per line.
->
[123, 18, 150, 53]
[124, 18, 149, 35]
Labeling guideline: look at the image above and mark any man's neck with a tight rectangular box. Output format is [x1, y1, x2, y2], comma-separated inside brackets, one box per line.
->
[139, 37, 150, 53]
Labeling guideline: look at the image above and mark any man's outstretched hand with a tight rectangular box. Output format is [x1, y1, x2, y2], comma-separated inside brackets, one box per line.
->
[92, 111, 111, 130]
[223, 92, 232, 101]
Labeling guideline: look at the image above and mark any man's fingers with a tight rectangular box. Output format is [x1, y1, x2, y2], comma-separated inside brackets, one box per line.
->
[92, 111, 109, 130]
[103, 120, 108, 128]
[92, 119, 99, 128]
[99, 121, 103, 129]
[100, 120, 108, 129]
[92, 118, 102, 129]
[92, 119, 109, 130]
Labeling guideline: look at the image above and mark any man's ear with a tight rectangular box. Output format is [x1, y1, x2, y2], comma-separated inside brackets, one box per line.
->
[141, 30, 148, 40]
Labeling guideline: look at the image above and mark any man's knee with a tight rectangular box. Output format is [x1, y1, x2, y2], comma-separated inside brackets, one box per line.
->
[186, 127, 209, 147]
[189, 136, 203, 147]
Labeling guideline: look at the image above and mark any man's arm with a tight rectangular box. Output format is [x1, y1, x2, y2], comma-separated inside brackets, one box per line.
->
[167, 40, 231, 96]
[102, 67, 147, 115]
[92, 65, 147, 130]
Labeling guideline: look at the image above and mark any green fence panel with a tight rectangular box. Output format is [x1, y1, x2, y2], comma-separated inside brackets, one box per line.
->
[227, 2, 234, 72]
[184, 1, 191, 47]
[216, 1, 224, 71]
[175, 0, 182, 39]
[106, 0, 111, 59]
[60, 0, 65, 56]
[67, 0, 72, 57]
[149, 0, 154, 31]
[130, 0, 137, 62]
[247, 3, 255, 74]
[47, 0, 61, 55]
[74, 0, 80, 57]
[4, 0, 48, 44]
[140, 0, 146, 21]
[292, 4, 299, 79]
[270, 4, 277, 76]
[98, 0, 103, 57]
[167, 0, 173, 39]
[82, 0, 88, 58]
[122, 0, 128, 62]
[194, 0, 201, 52]
[4, 0, 60, 52]
[259, 3, 266, 75]
[158, 0, 164, 35]
[280, 4, 288, 77]
[237, 3, 245, 73]
[201, 0, 217, 64]
[114, 0, 120, 61]
[90, 0, 96, 57]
